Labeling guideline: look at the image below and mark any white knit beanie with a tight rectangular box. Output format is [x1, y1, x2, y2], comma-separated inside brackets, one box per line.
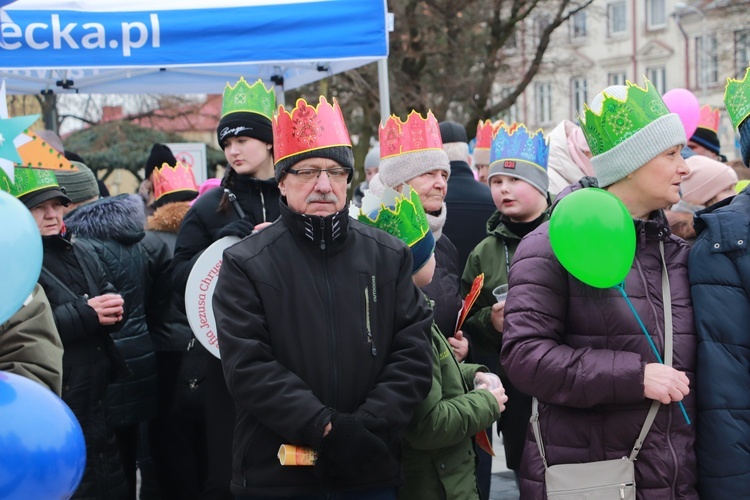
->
[379, 149, 451, 188]
[585, 85, 686, 188]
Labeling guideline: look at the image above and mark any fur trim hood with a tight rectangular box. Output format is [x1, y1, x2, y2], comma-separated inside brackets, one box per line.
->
[65, 194, 146, 244]
[146, 201, 191, 234]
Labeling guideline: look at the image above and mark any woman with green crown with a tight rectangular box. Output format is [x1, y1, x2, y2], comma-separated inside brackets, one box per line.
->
[169, 77, 280, 499]
[500, 80, 697, 499]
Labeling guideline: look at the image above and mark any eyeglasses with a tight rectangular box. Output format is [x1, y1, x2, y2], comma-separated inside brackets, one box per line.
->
[287, 167, 351, 183]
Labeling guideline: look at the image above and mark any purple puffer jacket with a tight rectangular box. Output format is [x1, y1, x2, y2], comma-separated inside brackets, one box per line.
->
[500, 191, 697, 499]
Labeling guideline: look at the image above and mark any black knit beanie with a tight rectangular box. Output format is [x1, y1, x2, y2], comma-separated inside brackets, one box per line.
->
[740, 118, 750, 167]
[217, 112, 273, 147]
[690, 127, 721, 155]
[145, 144, 177, 180]
[274, 146, 354, 183]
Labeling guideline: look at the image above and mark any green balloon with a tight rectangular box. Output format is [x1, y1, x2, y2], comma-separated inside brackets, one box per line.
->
[549, 188, 635, 288]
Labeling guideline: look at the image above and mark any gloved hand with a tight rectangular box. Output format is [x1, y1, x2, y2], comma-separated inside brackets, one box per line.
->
[217, 217, 255, 239]
[314, 412, 388, 478]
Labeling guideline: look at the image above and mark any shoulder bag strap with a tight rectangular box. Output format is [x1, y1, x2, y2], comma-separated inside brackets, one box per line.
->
[628, 240, 671, 461]
[41, 267, 80, 301]
[533, 241, 673, 467]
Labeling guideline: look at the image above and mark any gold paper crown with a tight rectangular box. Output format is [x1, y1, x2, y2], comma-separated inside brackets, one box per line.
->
[357, 186, 430, 247]
[579, 80, 670, 157]
[724, 66, 750, 130]
[220, 77, 276, 121]
[152, 161, 199, 201]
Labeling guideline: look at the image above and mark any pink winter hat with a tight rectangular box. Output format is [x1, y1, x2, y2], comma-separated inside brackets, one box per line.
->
[682, 156, 738, 205]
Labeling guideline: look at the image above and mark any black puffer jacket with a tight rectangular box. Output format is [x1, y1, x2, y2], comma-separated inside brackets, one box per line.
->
[66, 194, 168, 427]
[214, 202, 434, 497]
[39, 234, 128, 500]
[145, 201, 194, 352]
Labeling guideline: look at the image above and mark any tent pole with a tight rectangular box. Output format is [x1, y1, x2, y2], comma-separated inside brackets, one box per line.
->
[377, 58, 390, 123]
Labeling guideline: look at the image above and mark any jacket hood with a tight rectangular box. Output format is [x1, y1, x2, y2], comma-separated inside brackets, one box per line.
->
[146, 201, 191, 234]
[65, 194, 146, 244]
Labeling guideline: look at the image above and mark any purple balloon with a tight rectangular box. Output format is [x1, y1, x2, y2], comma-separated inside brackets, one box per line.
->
[662, 88, 701, 139]
[0, 371, 86, 499]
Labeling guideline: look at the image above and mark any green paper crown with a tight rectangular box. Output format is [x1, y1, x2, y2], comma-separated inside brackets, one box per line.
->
[357, 186, 430, 247]
[220, 77, 276, 121]
[579, 80, 670, 156]
[0, 167, 60, 199]
[724, 66, 750, 130]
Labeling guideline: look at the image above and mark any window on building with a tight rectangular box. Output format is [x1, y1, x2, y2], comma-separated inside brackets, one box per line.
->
[646, 0, 666, 30]
[696, 34, 719, 87]
[535, 15, 551, 43]
[571, 77, 588, 117]
[736, 29, 750, 78]
[646, 66, 667, 94]
[570, 11, 587, 39]
[535, 82, 552, 125]
[607, 1, 627, 37]
[608, 71, 628, 86]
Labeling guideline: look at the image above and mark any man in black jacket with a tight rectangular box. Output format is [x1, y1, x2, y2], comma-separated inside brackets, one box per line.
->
[439, 121, 497, 271]
[213, 96, 433, 499]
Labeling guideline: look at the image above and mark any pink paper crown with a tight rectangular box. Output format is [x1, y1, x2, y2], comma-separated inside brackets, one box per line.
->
[379, 110, 443, 159]
[152, 161, 199, 201]
[474, 119, 505, 151]
[272, 97, 352, 163]
[697, 104, 720, 133]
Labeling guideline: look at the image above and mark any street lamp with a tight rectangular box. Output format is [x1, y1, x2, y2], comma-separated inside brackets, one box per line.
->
[672, 2, 708, 98]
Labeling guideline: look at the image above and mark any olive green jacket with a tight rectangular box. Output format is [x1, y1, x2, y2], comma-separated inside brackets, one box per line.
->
[0, 284, 64, 394]
[399, 322, 501, 500]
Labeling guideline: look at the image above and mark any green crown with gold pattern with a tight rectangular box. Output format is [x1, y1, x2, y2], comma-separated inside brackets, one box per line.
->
[0, 167, 60, 199]
[579, 79, 670, 157]
[724, 66, 750, 130]
[220, 77, 276, 121]
[357, 186, 430, 247]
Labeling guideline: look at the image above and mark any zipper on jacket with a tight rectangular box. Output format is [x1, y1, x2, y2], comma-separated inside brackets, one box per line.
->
[364, 286, 377, 356]
[320, 221, 337, 406]
[260, 189, 267, 222]
[320, 219, 326, 250]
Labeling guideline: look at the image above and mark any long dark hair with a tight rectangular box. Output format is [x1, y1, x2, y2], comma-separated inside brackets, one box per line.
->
[217, 167, 236, 215]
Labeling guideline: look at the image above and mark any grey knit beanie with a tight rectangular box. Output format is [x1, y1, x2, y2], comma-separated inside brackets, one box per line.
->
[584, 85, 686, 187]
[364, 146, 380, 170]
[55, 161, 100, 203]
[379, 149, 450, 188]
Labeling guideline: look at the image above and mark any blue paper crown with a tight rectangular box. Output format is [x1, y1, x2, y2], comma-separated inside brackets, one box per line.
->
[489, 124, 549, 170]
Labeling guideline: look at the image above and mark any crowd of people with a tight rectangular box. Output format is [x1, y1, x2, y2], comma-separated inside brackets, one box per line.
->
[2, 63, 750, 500]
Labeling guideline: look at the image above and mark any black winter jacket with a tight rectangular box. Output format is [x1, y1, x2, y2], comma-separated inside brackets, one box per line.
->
[421, 234, 462, 338]
[213, 201, 434, 497]
[39, 234, 129, 500]
[170, 176, 281, 298]
[66, 194, 167, 427]
[443, 160, 496, 271]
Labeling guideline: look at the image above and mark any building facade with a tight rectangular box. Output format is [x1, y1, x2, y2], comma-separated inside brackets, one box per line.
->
[494, 0, 750, 161]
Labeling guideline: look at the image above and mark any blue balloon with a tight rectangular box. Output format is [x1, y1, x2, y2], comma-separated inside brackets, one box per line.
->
[0, 190, 42, 325]
[0, 371, 86, 499]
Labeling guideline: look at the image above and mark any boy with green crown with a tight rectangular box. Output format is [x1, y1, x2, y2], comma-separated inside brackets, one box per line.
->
[460, 123, 551, 482]
[355, 185, 507, 500]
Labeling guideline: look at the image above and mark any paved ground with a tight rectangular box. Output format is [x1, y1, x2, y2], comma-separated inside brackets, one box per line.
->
[489, 424, 520, 500]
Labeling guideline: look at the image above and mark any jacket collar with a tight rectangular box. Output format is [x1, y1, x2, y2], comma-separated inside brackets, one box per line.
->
[448, 160, 473, 178]
[279, 199, 350, 250]
[693, 190, 749, 253]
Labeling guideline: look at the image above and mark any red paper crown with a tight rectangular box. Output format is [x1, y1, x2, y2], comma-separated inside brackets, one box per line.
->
[379, 110, 443, 159]
[152, 161, 199, 201]
[474, 119, 506, 151]
[272, 97, 352, 163]
[697, 104, 720, 133]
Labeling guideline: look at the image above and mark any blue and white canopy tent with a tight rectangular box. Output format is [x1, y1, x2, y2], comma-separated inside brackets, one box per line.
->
[0, 0, 391, 114]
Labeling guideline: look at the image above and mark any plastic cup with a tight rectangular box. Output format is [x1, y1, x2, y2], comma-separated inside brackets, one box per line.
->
[492, 284, 508, 303]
